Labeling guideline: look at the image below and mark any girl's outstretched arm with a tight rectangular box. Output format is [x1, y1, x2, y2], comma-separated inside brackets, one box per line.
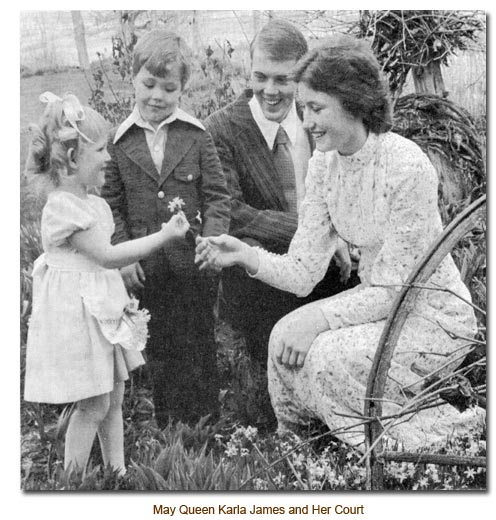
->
[70, 213, 189, 269]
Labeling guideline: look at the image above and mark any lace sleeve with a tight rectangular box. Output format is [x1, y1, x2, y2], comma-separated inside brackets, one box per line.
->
[318, 143, 439, 329]
[253, 152, 338, 297]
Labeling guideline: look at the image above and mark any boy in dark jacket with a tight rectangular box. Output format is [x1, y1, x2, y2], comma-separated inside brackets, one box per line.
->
[102, 30, 230, 427]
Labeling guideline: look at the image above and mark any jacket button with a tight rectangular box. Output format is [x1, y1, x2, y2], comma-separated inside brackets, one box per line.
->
[157, 191, 165, 199]
[187, 174, 193, 181]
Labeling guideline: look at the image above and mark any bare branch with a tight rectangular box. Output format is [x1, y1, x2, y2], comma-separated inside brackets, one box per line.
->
[379, 451, 486, 467]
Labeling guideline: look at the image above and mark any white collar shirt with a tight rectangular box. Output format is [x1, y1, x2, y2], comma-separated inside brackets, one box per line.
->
[114, 105, 205, 174]
[248, 96, 311, 209]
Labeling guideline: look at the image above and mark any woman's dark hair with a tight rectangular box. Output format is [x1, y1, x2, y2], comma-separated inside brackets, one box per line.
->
[293, 35, 392, 134]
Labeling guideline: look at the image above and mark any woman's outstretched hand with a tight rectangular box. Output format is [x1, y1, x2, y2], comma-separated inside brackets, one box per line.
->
[195, 234, 244, 270]
[271, 306, 329, 369]
[195, 234, 260, 273]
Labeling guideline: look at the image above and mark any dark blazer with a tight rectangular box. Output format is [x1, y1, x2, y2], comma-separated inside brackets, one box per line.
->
[102, 118, 231, 277]
[205, 89, 314, 254]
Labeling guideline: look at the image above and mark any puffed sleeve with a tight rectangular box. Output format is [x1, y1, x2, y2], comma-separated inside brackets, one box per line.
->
[42, 192, 97, 246]
[252, 151, 338, 296]
[318, 141, 440, 329]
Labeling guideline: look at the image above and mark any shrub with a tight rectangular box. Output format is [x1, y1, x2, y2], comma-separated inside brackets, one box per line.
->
[87, 31, 247, 125]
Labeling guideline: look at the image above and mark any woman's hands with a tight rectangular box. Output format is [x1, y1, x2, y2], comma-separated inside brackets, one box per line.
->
[334, 237, 352, 283]
[194, 234, 260, 274]
[271, 305, 329, 368]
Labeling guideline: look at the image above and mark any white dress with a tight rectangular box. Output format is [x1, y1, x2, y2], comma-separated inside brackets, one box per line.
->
[24, 191, 146, 404]
[254, 132, 483, 450]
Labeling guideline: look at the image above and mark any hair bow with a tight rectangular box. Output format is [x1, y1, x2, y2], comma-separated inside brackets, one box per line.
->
[39, 91, 94, 143]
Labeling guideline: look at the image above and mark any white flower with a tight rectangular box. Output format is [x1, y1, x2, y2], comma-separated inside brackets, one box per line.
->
[325, 467, 337, 482]
[273, 472, 285, 487]
[464, 467, 476, 480]
[426, 464, 440, 483]
[291, 453, 305, 470]
[243, 426, 258, 441]
[418, 476, 429, 489]
[307, 461, 325, 481]
[224, 443, 238, 457]
[195, 210, 202, 224]
[168, 196, 186, 213]
[253, 478, 268, 491]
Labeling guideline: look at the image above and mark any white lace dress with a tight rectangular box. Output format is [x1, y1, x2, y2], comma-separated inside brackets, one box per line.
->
[253, 132, 483, 450]
[24, 191, 147, 404]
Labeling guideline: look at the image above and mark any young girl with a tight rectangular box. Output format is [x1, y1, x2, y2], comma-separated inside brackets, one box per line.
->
[23, 92, 190, 476]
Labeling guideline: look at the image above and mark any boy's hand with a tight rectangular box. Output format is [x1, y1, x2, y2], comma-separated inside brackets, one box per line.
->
[161, 211, 190, 240]
[120, 262, 146, 293]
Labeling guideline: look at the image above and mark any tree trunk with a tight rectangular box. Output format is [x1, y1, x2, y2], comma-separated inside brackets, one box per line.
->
[191, 11, 201, 53]
[412, 62, 466, 209]
[252, 10, 261, 34]
[426, 151, 467, 203]
[37, 12, 49, 68]
[117, 10, 142, 50]
[71, 11, 90, 70]
[412, 61, 447, 97]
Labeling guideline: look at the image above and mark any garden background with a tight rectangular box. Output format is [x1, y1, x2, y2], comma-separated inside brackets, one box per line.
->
[17, 6, 487, 505]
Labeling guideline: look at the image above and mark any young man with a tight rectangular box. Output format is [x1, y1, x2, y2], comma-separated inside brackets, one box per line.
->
[205, 19, 356, 368]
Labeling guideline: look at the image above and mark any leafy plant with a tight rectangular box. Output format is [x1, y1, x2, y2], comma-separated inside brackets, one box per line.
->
[22, 411, 486, 491]
[87, 22, 247, 125]
[184, 42, 242, 120]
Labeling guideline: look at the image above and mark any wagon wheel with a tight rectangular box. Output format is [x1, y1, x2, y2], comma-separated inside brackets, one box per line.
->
[363, 194, 486, 490]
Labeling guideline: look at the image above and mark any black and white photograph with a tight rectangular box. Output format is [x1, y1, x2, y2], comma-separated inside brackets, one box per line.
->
[14, 5, 489, 518]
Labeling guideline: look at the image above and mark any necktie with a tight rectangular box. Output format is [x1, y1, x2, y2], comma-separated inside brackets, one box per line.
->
[273, 125, 297, 214]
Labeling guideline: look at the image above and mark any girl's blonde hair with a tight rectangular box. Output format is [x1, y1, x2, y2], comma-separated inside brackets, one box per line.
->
[25, 93, 109, 186]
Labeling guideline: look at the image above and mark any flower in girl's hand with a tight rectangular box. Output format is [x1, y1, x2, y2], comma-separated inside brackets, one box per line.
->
[168, 196, 186, 214]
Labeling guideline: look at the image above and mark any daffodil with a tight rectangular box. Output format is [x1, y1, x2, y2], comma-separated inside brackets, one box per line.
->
[168, 196, 186, 213]
[464, 467, 476, 480]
